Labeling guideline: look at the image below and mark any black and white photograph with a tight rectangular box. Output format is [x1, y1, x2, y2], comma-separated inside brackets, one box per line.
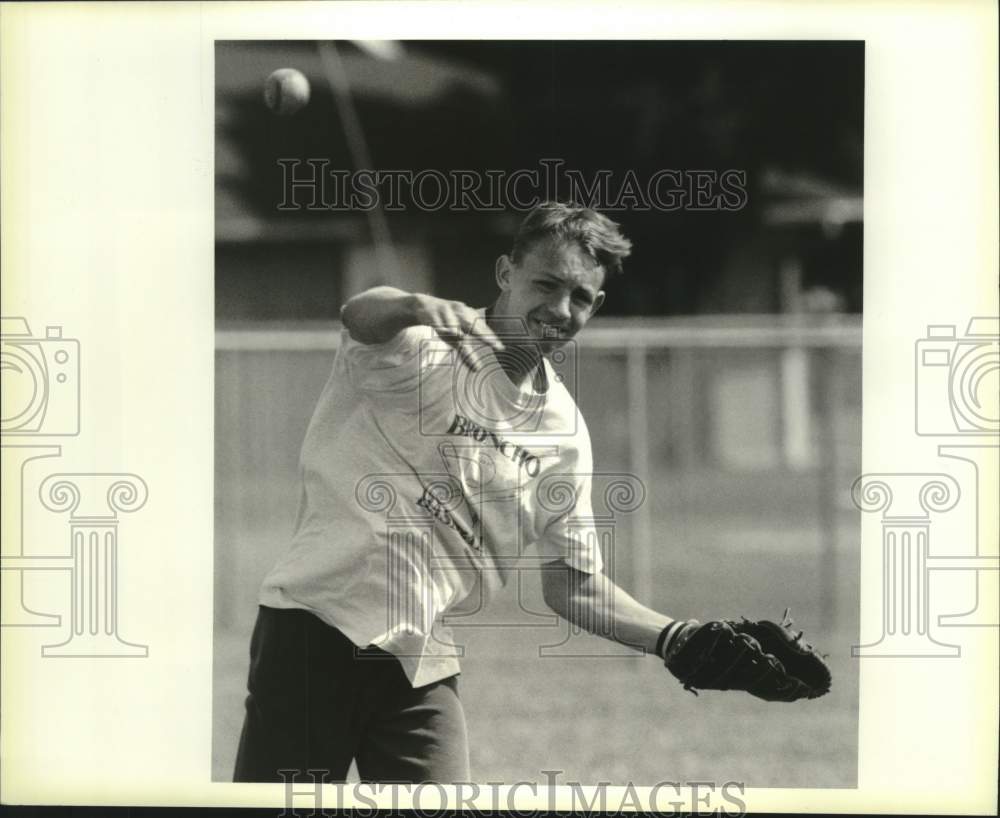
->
[214, 39, 862, 791]
[1, 2, 997, 814]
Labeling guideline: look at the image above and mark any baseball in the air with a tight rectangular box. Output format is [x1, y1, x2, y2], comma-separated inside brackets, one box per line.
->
[264, 68, 311, 116]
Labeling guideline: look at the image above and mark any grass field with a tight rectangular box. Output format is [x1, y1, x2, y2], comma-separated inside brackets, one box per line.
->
[212, 492, 858, 787]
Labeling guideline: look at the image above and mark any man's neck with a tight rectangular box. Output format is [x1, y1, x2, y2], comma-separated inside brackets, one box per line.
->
[485, 304, 547, 392]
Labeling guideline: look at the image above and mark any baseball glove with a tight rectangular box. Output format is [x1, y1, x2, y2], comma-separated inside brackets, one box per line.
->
[662, 609, 831, 702]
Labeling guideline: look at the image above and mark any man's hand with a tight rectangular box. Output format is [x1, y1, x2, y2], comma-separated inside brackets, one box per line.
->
[410, 294, 505, 356]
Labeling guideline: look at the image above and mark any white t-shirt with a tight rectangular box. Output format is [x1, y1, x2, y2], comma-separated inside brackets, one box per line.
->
[259, 313, 603, 687]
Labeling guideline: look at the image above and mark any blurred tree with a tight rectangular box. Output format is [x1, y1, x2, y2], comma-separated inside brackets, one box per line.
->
[217, 40, 862, 317]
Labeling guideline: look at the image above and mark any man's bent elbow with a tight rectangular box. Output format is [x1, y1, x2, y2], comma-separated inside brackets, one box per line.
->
[339, 287, 410, 345]
[339, 295, 363, 338]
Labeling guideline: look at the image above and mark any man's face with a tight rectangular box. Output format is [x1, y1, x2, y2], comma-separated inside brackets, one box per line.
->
[494, 237, 607, 351]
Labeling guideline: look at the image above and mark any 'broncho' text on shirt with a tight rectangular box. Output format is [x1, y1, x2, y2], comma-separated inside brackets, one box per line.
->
[445, 414, 541, 478]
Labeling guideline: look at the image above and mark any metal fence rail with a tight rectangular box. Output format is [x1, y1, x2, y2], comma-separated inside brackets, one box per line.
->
[216, 316, 862, 350]
[215, 315, 862, 627]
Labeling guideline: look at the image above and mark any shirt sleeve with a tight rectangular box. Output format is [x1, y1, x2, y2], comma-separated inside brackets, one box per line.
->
[533, 418, 604, 575]
[535, 472, 604, 575]
[340, 324, 435, 396]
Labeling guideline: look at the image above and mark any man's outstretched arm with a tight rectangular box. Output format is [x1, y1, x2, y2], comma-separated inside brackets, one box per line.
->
[540, 560, 833, 701]
[340, 286, 503, 350]
[540, 561, 675, 656]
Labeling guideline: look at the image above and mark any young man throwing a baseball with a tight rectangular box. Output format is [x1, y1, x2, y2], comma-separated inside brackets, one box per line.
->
[233, 202, 829, 784]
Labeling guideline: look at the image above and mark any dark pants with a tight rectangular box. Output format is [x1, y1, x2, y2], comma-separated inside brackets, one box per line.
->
[233, 606, 470, 783]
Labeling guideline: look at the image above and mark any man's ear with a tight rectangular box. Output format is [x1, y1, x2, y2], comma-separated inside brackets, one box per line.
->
[495, 255, 514, 291]
[590, 291, 606, 316]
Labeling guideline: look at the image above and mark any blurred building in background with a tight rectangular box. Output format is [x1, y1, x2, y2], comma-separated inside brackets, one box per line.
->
[216, 40, 863, 320]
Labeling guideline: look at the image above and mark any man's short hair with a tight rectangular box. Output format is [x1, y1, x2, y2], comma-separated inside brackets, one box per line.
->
[510, 201, 633, 279]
